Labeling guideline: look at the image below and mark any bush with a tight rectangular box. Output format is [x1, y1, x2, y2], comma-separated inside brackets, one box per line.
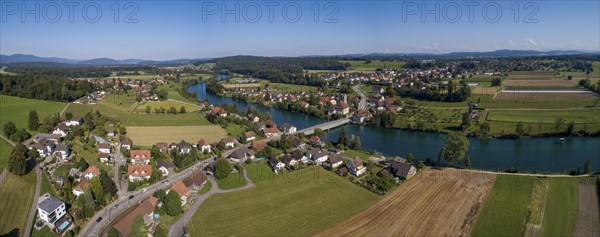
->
[214, 159, 232, 180]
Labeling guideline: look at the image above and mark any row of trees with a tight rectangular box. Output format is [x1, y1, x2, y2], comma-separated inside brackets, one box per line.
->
[0, 74, 96, 102]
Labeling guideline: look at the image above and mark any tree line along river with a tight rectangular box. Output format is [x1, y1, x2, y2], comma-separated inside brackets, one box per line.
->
[188, 83, 600, 174]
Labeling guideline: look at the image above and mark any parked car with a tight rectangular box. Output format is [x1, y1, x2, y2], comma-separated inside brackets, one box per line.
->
[129, 195, 134, 200]
[96, 217, 103, 222]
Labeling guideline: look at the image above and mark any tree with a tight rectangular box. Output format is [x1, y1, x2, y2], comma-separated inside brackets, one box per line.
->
[168, 106, 178, 114]
[164, 191, 183, 216]
[100, 171, 118, 198]
[567, 121, 575, 135]
[584, 160, 592, 174]
[153, 189, 167, 201]
[554, 117, 565, 133]
[407, 153, 414, 164]
[28, 110, 39, 131]
[515, 122, 525, 137]
[179, 106, 186, 114]
[8, 144, 29, 176]
[214, 158, 232, 180]
[479, 122, 490, 137]
[130, 214, 148, 237]
[107, 227, 121, 237]
[3, 121, 17, 137]
[154, 224, 168, 237]
[338, 127, 349, 147]
[83, 187, 96, 218]
[145, 106, 151, 113]
[350, 136, 362, 150]
[438, 132, 470, 165]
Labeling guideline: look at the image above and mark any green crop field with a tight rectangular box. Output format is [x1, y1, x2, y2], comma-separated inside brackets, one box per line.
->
[0, 172, 36, 237]
[188, 163, 381, 236]
[541, 178, 579, 236]
[507, 71, 563, 80]
[486, 109, 600, 124]
[471, 175, 538, 236]
[343, 60, 405, 70]
[0, 95, 66, 133]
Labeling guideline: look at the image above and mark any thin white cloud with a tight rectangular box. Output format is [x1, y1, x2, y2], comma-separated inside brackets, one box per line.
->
[525, 38, 538, 47]
[508, 40, 518, 48]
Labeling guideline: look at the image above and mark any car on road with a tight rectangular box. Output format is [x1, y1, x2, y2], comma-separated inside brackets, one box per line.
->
[141, 188, 147, 193]
[129, 195, 134, 200]
[113, 204, 119, 209]
[96, 217, 103, 222]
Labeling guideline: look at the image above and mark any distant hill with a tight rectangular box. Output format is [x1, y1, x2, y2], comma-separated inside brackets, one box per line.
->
[0, 54, 211, 66]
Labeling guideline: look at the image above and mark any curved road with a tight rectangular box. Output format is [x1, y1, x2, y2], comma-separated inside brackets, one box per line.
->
[168, 169, 255, 237]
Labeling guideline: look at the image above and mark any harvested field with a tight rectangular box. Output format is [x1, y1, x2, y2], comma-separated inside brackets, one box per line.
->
[318, 168, 496, 237]
[473, 87, 499, 95]
[508, 71, 562, 80]
[503, 79, 575, 87]
[127, 125, 226, 146]
[495, 91, 599, 100]
[573, 181, 600, 237]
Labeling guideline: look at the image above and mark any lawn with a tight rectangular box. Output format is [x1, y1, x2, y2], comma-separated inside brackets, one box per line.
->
[471, 175, 538, 236]
[343, 60, 405, 70]
[188, 163, 381, 236]
[215, 171, 246, 190]
[0, 172, 37, 237]
[198, 180, 212, 194]
[40, 172, 58, 197]
[486, 109, 600, 124]
[134, 101, 199, 113]
[224, 124, 245, 137]
[71, 140, 112, 173]
[0, 95, 66, 134]
[541, 178, 579, 236]
[343, 149, 374, 161]
[158, 82, 202, 105]
[507, 71, 563, 80]
[0, 139, 11, 171]
[127, 125, 226, 146]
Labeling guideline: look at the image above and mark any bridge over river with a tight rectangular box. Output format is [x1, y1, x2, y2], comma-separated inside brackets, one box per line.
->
[296, 117, 351, 135]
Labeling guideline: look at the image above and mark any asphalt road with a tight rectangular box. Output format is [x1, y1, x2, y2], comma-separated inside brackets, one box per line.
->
[352, 85, 367, 110]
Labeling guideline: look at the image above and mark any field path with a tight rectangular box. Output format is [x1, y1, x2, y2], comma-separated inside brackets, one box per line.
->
[23, 165, 41, 237]
[59, 103, 70, 116]
[168, 169, 254, 237]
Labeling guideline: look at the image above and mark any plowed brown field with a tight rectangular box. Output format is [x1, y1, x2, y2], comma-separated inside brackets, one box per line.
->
[317, 168, 496, 237]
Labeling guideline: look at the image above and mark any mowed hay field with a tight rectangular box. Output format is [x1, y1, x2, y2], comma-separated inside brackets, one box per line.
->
[486, 109, 600, 124]
[0, 172, 36, 237]
[318, 168, 496, 237]
[188, 164, 381, 236]
[495, 91, 599, 100]
[0, 95, 66, 132]
[133, 100, 199, 113]
[126, 125, 226, 146]
[542, 178, 579, 237]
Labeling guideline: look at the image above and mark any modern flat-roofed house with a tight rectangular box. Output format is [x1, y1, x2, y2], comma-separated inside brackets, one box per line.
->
[37, 195, 67, 229]
[130, 150, 151, 165]
[128, 165, 153, 182]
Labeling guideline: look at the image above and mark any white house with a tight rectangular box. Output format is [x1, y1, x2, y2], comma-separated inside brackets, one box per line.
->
[128, 165, 153, 182]
[83, 166, 100, 180]
[54, 144, 70, 160]
[52, 123, 70, 137]
[197, 139, 211, 153]
[347, 157, 367, 177]
[223, 137, 235, 148]
[281, 123, 297, 134]
[65, 116, 83, 126]
[307, 149, 328, 164]
[324, 156, 343, 169]
[72, 179, 88, 197]
[293, 152, 310, 164]
[98, 143, 111, 154]
[269, 157, 285, 174]
[37, 195, 67, 229]
[169, 180, 191, 206]
[99, 153, 111, 163]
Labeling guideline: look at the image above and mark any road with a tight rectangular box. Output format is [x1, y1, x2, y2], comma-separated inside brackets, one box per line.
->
[78, 157, 216, 237]
[352, 85, 367, 110]
[168, 169, 255, 237]
[113, 145, 126, 198]
[296, 118, 350, 135]
[23, 165, 41, 237]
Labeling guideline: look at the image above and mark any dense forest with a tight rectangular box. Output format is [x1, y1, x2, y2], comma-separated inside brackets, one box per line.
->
[0, 74, 96, 102]
[207, 56, 349, 86]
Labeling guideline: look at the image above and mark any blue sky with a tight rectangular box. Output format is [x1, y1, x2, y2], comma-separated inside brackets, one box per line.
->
[1, 0, 598, 60]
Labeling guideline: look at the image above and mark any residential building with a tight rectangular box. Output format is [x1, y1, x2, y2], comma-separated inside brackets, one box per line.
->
[228, 146, 251, 162]
[99, 153, 111, 163]
[282, 155, 297, 167]
[169, 180, 191, 206]
[72, 179, 88, 197]
[347, 157, 367, 177]
[243, 131, 257, 142]
[130, 150, 151, 165]
[281, 123, 297, 134]
[52, 123, 70, 137]
[37, 195, 67, 229]
[197, 139, 211, 153]
[128, 165, 153, 182]
[83, 166, 100, 180]
[121, 138, 132, 150]
[323, 155, 343, 170]
[269, 157, 285, 174]
[250, 140, 266, 151]
[222, 137, 235, 148]
[65, 116, 83, 126]
[306, 149, 328, 164]
[262, 127, 278, 137]
[54, 143, 70, 160]
[389, 159, 417, 180]
[182, 170, 207, 191]
[98, 143, 111, 153]
[157, 160, 174, 177]
[210, 107, 227, 117]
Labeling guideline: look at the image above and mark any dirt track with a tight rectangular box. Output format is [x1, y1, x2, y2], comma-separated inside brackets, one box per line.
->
[317, 168, 496, 237]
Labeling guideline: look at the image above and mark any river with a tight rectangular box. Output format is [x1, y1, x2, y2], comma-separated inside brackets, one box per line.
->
[189, 83, 600, 173]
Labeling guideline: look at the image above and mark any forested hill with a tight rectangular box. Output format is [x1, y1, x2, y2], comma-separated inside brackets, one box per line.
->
[208, 56, 349, 86]
[0, 73, 96, 102]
